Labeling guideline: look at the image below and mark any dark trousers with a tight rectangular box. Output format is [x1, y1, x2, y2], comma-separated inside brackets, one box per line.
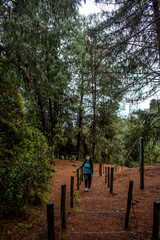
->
[84, 174, 92, 189]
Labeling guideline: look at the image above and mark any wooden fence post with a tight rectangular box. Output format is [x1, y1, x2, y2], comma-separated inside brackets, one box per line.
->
[139, 137, 144, 189]
[77, 169, 79, 190]
[61, 184, 66, 229]
[79, 169, 82, 185]
[47, 201, 55, 240]
[99, 163, 102, 176]
[151, 201, 160, 240]
[125, 180, 133, 229]
[110, 167, 114, 193]
[81, 167, 83, 182]
[70, 176, 74, 208]
[105, 167, 107, 183]
[108, 167, 110, 187]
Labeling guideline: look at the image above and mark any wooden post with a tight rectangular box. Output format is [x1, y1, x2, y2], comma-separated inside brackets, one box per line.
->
[139, 137, 144, 189]
[105, 167, 107, 183]
[125, 180, 133, 229]
[99, 163, 102, 176]
[70, 176, 74, 208]
[77, 169, 79, 190]
[79, 168, 82, 185]
[47, 201, 55, 240]
[108, 167, 110, 187]
[110, 167, 114, 193]
[81, 167, 83, 182]
[115, 165, 117, 172]
[61, 184, 66, 229]
[151, 201, 160, 240]
[103, 163, 104, 174]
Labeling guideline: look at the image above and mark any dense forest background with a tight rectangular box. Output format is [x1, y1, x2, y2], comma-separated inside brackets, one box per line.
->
[0, 0, 160, 215]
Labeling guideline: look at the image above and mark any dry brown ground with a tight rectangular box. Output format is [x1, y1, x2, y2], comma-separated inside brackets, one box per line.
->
[1, 159, 160, 240]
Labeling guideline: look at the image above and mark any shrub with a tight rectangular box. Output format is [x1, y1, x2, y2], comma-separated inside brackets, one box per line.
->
[0, 58, 52, 216]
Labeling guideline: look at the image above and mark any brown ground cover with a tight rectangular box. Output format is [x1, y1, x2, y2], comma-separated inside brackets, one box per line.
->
[1, 159, 160, 240]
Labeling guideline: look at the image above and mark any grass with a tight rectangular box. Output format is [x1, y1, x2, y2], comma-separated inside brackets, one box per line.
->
[67, 189, 81, 212]
[74, 207, 82, 212]
[74, 190, 80, 204]
[68, 206, 82, 213]
[18, 223, 32, 229]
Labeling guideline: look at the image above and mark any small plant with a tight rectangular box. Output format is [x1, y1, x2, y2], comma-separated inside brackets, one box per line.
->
[18, 223, 32, 229]
[61, 231, 68, 239]
[74, 207, 82, 212]
[74, 190, 80, 205]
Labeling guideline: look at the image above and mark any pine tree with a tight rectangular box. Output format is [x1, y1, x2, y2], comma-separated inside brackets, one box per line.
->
[94, 0, 160, 101]
[1, 0, 81, 143]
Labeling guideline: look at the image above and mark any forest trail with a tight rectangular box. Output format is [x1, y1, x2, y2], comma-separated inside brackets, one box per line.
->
[66, 162, 160, 240]
[1, 159, 160, 240]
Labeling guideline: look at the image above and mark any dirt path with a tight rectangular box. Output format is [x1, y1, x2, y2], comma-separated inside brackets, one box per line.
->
[1, 160, 160, 240]
[65, 162, 160, 240]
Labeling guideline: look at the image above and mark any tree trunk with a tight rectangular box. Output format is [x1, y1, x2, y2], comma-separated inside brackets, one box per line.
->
[91, 42, 97, 162]
[49, 98, 54, 142]
[76, 72, 84, 160]
[33, 78, 46, 132]
[92, 75, 96, 161]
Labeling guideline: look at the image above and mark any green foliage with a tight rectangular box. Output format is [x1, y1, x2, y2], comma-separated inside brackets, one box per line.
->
[115, 104, 160, 167]
[18, 223, 32, 229]
[150, 99, 160, 112]
[95, 0, 160, 101]
[144, 140, 160, 164]
[0, 58, 52, 216]
[74, 207, 82, 212]
[74, 190, 80, 205]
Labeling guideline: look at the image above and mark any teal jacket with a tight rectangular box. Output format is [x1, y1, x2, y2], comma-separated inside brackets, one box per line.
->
[77, 161, 93, 177]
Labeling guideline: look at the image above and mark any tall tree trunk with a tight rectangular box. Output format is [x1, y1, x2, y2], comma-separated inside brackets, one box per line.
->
[92, 72, 96, 161]
[49, 98, 54, 142]
[33, 78, 46, 132]
[152, 0, 160, 65]
[76, 72, 84, 160]
[91, 41, 97, 162]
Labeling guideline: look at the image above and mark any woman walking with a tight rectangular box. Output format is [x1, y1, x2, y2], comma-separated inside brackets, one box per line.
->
[77, 156, 93, 192]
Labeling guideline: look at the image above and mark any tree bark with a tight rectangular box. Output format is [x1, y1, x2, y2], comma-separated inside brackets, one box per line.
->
[92, 73, 96, 161]
[33, 78, 46, 132]
[49, 98, 54, 141]
[76, 72, 84, 160]
[91, 41, 97, 162]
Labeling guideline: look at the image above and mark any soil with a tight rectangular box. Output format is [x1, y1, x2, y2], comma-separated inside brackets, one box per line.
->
[1, 159, 160, 240]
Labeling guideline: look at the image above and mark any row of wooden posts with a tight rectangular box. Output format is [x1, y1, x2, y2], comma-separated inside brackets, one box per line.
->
[99, 162, 160, 239]
[46, 162, 160, 240]
[125, 183, 160, 240]
[47, 175, 75, 240]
